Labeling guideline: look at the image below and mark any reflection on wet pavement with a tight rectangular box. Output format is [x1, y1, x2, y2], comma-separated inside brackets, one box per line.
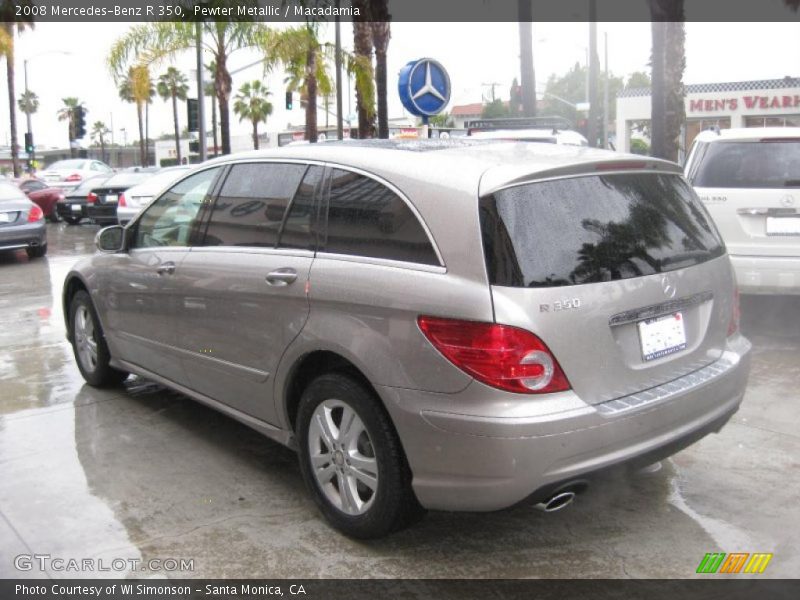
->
[1, 223, 798, 578]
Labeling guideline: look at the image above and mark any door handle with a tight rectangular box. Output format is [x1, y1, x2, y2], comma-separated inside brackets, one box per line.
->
[266, 268, 298, 286]
[156, 261, 176, 275]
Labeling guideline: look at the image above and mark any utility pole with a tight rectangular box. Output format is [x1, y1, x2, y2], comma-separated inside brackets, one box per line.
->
[587, 2, 599, 148]
[603, 32, 609, 149]
[482, 82, 501, 102]
[195, 22, 207, 161]
[518, 1, 536, 117]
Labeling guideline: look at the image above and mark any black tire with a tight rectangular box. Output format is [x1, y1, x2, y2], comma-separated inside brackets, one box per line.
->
[26, 244, 47, 259]
[69, 290, 128, 387]
[296, 373, 425, 539]
[64, 216, 82, 225]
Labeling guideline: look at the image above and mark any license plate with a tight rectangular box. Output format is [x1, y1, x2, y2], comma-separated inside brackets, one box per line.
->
[0, 213, 9, 223]
[766, 216, 800, 236]
[638, 312, 687, 361]
[71, 204, 82, 212]
[104, 194, 118, 204]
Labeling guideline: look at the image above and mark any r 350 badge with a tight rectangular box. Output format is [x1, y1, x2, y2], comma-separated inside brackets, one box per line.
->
[540, 298, 582, 313]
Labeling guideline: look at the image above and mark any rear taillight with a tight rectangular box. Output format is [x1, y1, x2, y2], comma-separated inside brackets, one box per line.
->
[727, 287, 741, 337]
[118, 193, 127, 207]
[27, 205, 43, 222]
[417, 316, 571, 394]
[87, 192, 97, 204]
[65, 173, 82, 182]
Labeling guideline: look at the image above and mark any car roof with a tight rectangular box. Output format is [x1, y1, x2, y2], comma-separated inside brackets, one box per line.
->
[693, 127, 800, 143]
[203, 139, 681, 196]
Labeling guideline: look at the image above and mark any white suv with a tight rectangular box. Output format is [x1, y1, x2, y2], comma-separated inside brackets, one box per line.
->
[685, 127, 800, 294]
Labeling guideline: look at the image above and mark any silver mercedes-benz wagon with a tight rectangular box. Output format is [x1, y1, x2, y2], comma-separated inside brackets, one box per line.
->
[63, 139, 751, 538]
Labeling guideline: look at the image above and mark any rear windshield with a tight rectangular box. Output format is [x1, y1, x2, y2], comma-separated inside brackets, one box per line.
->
[690, 140, 800, 188]
[480, 173, 725, 288]
[100, 172, 152, 188]
[48, 160, 87, 170]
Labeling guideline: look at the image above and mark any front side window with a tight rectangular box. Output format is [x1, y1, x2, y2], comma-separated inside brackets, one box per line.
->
[133, 168, 219, 249]
[322, 169, 439, 265]
[203, 163, 306, 247]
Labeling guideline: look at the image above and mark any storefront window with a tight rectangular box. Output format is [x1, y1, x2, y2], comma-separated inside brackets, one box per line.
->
[744, 115, 800, 127]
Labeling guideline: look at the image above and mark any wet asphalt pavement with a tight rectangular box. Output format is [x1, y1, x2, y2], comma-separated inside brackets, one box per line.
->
[1, 222, 798, 579]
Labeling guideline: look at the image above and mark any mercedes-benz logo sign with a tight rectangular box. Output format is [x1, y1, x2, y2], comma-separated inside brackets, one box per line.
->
[662, 275, 677, 298]
[780, 194, 795, 208]
[398, 58, 451, 118]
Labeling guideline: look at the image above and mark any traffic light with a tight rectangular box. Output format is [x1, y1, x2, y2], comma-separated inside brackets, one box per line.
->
[74, 107, 87, 139]
[187, 99, 199, 132]
[24, 132, 34, 154]
[285, 90, 293, 110]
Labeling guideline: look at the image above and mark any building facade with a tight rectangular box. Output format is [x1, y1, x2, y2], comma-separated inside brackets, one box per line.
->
[616, 77, 800, 158]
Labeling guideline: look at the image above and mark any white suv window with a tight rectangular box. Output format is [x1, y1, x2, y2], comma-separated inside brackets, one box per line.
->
[690, 140, 800, 188]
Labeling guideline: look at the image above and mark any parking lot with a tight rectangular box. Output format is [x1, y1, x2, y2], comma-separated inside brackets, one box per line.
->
[1, 221, 798, 579]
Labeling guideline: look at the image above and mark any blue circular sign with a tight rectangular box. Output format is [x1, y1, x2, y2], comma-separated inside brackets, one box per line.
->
[398, 58, 451, 117]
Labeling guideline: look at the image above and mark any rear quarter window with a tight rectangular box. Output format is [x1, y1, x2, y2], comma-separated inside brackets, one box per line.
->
[480, 173, 725, 288]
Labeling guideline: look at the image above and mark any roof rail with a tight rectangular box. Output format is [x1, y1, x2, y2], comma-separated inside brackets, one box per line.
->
[465, 116, 575, 132]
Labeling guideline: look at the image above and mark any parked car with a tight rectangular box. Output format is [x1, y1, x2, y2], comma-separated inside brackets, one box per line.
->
[14, 178, 65, 222]
[63, 140, 751, 538]
[684, 127, 800, 294]
[117, 166, 192, 225]
[39, 159, 113, 192]
[56, 174, 113, 225]
[85, 168, 159, 225]
[467, 116, 589, 146]
[0, 181, 47, 258]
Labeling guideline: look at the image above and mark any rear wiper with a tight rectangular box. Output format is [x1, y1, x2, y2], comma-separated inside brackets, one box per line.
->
[785, 179, 800, 187]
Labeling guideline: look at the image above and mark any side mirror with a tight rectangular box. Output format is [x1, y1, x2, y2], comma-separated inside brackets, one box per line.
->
[95, 225, 126, 253]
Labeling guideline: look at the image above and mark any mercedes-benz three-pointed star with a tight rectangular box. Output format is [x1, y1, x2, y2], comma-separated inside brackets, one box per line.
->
[411, 62, 446, 102]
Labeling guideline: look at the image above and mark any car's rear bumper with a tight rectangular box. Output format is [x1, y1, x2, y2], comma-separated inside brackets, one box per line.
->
[57, 201, 88, 220]
[731, 254, 800, 295]
[378, 334, 751, 511]
[86, 204, 118, 224]
[0, 222, 47, 251]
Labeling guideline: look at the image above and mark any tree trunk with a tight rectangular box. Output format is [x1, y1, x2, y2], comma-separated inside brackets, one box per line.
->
[136, 102, 146, 166]
[371, 16, 390, 139]
[352, 3, 374, 139]
[305, 45, 318, 143]
[252, 121, 259, 150]
[587, 15, 599, 147]
[517, 2, 536, 118]
[216, 49, 233, 155]
[172, 93, 181, 163]
[145, 101, 150, 166]
[100, 138, 106, 164]
[649, 0, 685, 162]
[5, 45, 21, 177]
[211, 96, 219, 157]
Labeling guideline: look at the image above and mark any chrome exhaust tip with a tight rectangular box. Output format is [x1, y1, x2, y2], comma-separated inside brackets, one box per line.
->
[534, 490, 576, 513]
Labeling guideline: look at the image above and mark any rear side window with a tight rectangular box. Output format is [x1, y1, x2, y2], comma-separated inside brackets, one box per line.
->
[203, 163, 306, 247]
[480, 173, 725, 288]
[277, 165, 323, 250]
[322, 169, 439, 265]
[690, 140, 800, 188]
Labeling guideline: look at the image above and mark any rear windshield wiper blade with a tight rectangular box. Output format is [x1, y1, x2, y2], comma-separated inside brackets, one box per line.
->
[784, 179, 800, 187]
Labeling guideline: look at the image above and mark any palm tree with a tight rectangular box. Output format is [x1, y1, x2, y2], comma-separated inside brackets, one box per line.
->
[108, 15, 272, 155]
[118, 67, 153, 166]
[370, 2, 391, 139]
[233, 81, 273, 150]
[57, 97, 84, 158]
[351, 1, 375, 138]
[91, 121, 111, 164]
[260, 25, 331, 143]
[1, 3, 35, 177]
[157, 67, 189, 163]
[648, 0, 685, 161]
[18, 90, 39, 120]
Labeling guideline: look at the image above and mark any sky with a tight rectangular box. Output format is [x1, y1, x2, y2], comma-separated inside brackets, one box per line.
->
[2, 21, 799, 149]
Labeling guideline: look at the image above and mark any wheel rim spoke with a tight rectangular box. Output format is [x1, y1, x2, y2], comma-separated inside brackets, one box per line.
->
[74, 306, 98, 372]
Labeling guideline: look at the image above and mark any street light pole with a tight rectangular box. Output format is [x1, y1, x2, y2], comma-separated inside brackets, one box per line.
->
[196, 22, 208, 161]
[335, 1, 344, 140]
[603, 32, 609, 149]
[23, 60, 33, 167]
